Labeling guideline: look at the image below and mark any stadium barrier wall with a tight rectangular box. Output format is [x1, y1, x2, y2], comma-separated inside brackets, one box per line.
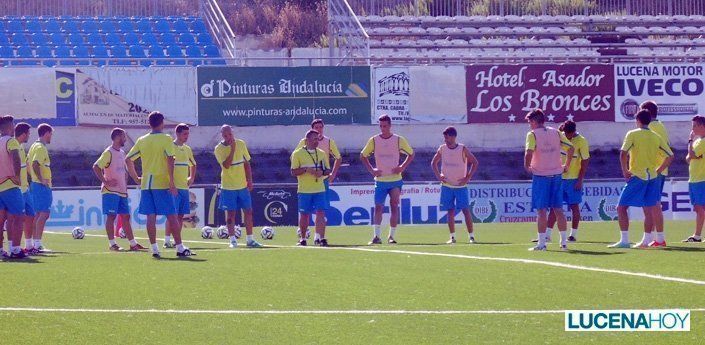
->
[46, 179, 698, 230]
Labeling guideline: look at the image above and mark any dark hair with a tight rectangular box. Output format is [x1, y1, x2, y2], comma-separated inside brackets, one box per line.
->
[305, 129, 319, 139]
[14, 122, 30, 137]
[0, 115, 14, 128]
[37, 123, 53, 137]
[560, 120, 576, 134]
[442, 126, 457, 137]
[640, 100, 658, 119]
[148, 111, 164, 128]
[378, 114, 391, 124]
[110, 127, 125, 140]
[635, 109, 652, 125]
[311, 118, 324, 128]
[525, 109, 545, 124]
[175, 123, 189, 133]
[693, 115, 705, 127]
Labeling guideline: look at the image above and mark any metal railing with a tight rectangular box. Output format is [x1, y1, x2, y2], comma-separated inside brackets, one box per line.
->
[328, 0, 371, 65]
[347, 0, 705, 16]
[0, 0, 200, 17]
[201, 0, 238, 59]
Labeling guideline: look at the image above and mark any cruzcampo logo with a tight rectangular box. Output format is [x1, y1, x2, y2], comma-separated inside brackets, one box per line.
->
[470, 200, 497, 223]
[598, 199, 618, 221]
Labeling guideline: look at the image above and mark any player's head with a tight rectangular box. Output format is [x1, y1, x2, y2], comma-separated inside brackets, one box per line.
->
[14, 122, 30, 143]
[525, 109, 545, 129]
[37, 123, 53, 143]
[305, 129, 319, 149]
[311, 119, 324, 136]
[220, 125, 233, 143]
[175, 123, 190, 143]
[559, 120, 577, 138]
[0, 115, 14, 134]
[692, 115, 705, 137]
[640, 100, 658, 119]
[148, 111, 165, 131]
[110, 127, 126, 147]
[378, 114, 392, 135]
[635, 109, 652, 127]
[442, 126, 457, 146]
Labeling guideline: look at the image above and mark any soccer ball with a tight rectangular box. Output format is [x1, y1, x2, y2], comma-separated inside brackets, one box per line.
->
[72, 227, 85, 240]
[216, 226, 229, 239]
[118, 228, 126, 239]
[201, 226, 214, 239]
[234, 225, 242, 239]
[261, 227, 275, 240]
[297, 228, 310, 239]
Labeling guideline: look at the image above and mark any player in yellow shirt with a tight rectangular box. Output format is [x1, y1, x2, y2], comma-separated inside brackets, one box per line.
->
[684, 115, 705, 243]
[126, 112, 194, 258]
[28, 123, 53, 253]
[164, 124, 197, 249]
[291, 130, 331, 246]
[546, 120, 590, 242]
[610, 110, 673, 249]
[215, 125, 262, 248]
[295, 119, 342, 244]
[14, 123, 36, 253]
[0, 116, 24, 259]
[641, 100, 669, 246]
[361, 115, 414, 245]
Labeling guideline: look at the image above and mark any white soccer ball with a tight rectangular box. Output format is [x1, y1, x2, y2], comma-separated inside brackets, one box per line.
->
[72, 227, 85, 240]
[216, 226, 229, 239]
[260, 226, 275, 240]
[118, 228, 126, 239]
[234, 225, 242, 239]
[201, 226, 214, 239]
[296, 228, 310, 239]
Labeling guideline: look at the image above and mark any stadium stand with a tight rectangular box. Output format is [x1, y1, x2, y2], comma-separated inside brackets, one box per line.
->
[0, 16, 225, 66]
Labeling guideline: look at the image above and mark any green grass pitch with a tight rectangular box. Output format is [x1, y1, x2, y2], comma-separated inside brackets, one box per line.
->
[1, 220, 703, 344]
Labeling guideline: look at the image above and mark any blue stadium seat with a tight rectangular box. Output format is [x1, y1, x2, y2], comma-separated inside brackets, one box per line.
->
[167, 45, 185, 65]
[160, 33, 176, 45]
[154, 20, 171, 33]
[110, 45, 131, 66]
[55, 45, 71, 58]
[68, 33, 84, 46]
[100, 21, 116, 33]
[196, 33, 213, 45]
[179, 33, 195, 45]
[0, 34, 9, 46]
[82, 20, 99, 32]
[141, 33, 158, 46]
[11, 33, 28, 45]
[14, 46, 37, 65]
[105, 33, 121, 46]
[50, 33, 67, 45]
[124, 32, 139, 46]
[45, 19, 62, 32]
[203, 44, 220, 57]
[7, 20, 24, 32]
[129, 45, 150, 66]
[118, 20, 134, 32]
[26, 20, 42, 32]
[31, 33, 49, 46]
[87, 33, 103, 45]
[148, 45, 170, 65]
[136, 19, 152, 33]
[173, 19, 190, 33]
[0, 22, 5, 32]
[0, 46, 14, 58]
[73, 45, 90, 65]
[185, 45, 202, 66]
[92, 45, 108, 66]
[191, 20, 207, 33]
[63, 20, 80, 32]
[36, 46, 56, 66]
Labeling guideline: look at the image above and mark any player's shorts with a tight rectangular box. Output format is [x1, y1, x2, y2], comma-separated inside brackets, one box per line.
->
[690, 181, 705, 206]
[298, 192, 329, 214]
[173, 189, 190, 215]
[139, 189, 176, 216]
[22, 191, 35, 217]
[531, 174, 563, 210]
[646, 175, 665, 207]
[29, 182, 52, 213]
[562, 178, 583, 205]
[323, 178, 331, 201]
[219, 188, 252, 211]
[102, 193, 130, 215]
[374, 180, 403, 205]
[440, 185, 469, 211]
[618, 176, 661, 207]
[0, 187, 24, 215]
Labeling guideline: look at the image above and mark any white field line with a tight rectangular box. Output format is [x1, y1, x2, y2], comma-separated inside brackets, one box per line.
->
[0, 307, 703, 315]
[45, 232, 705, 286]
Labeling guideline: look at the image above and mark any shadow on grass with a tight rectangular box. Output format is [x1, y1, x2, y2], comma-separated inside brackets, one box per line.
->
[563, 249, 626, 256]
[662, 246, 705, 253]
[1, 257, 42, 264]
[153, 256, 208, 262]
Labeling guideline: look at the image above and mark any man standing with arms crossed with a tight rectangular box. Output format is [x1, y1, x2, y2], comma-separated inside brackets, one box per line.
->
[215, 125, 262, 248]
[126, 112, 194, 258]
[28, 123, 54, 253]
[361, 115, 414, 245]
[296, 119, 342, 245]
[431, 126, 479, 244]
[524, 109, 574, 251]
[164, 123, 197, 249]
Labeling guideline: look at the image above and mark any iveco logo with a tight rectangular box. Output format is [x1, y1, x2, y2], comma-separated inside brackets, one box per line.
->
[258, 190, 292, 200]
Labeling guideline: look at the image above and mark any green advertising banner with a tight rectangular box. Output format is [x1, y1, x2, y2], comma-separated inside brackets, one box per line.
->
[197, 66, 372, 126]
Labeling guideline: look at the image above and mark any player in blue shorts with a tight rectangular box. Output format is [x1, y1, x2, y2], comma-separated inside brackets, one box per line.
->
[0, 115, 26, 259]
[684, 116, 705, 243]
[13, 122, 36, 254]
